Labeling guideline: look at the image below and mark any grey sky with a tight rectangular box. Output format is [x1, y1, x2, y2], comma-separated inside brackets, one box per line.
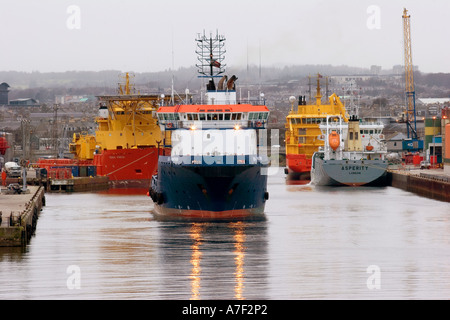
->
[0, 0, 448, 73]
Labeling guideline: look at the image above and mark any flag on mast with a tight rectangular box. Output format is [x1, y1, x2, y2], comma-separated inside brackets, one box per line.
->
[211, 60, 221, 68]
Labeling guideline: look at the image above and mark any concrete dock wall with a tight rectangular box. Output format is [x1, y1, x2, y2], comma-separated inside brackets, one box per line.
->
[388, 170, 450, 203]
[0, 186, 45, 246]
[49, 176, 109, 192]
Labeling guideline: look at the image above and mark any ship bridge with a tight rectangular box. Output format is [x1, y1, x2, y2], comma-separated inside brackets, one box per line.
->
[157, 104, 269, 131]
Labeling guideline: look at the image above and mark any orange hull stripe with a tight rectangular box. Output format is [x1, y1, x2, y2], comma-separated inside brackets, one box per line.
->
[153, 206, 265, 220]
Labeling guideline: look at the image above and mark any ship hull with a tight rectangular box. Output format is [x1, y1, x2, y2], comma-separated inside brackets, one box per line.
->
[94, 147, 168, 188]
[150, 155, 269, 221]
[311, 154, 388, 186]
[285, 153, 312, 180]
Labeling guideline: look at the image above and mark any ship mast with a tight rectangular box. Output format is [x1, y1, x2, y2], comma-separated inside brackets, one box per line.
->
[195, 30, 226, 89]
[343, 80, 360, 117]
[315, 74, 322, 105]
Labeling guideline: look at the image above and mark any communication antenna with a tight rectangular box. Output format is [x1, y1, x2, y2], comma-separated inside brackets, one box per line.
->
[342, 80, 361, 117]
[52, 104, 59, 158]
[195, 30, 226, 88]
[171, 28, 175, 105]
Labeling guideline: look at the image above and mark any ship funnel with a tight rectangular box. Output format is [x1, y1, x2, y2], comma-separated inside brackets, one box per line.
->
[227, 75, 238, 90]
[218, 75, 228, 90]
[98, 102, 108, 118]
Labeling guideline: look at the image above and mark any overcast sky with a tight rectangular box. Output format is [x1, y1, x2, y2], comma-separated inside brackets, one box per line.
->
[0, 0, 448, 73]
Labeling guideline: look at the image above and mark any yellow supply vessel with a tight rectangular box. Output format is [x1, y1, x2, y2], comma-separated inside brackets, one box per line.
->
[285, 75, 348, 180]
[39, 73, 173, 188]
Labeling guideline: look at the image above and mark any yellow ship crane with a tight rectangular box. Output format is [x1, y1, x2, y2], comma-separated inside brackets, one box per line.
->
[403, 8, 418, 139]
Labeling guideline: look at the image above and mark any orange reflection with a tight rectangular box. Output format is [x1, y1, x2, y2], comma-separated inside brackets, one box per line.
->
[231, 221, 246, 300]
[189, 223, 204, 300]
[188, 222, 248, 300]
[286, 179, 311, 186]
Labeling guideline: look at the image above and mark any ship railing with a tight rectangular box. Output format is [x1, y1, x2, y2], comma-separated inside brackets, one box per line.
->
[360, 121, 385, 126]
[160, 120, 268, 130]
[187, 98, 267, 106]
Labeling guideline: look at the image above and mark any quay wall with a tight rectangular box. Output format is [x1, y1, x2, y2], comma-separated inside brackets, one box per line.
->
[388, 170, 450, 203]
[0, 186, 46, 246]
[49, 176, 109, 192]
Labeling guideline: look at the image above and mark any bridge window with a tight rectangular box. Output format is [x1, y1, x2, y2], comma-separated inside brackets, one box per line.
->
[206, 113, 219, 120]
[231, 113, 242, 120]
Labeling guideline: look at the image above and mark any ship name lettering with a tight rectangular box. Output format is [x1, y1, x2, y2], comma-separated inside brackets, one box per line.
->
[341, 166, 369, 171]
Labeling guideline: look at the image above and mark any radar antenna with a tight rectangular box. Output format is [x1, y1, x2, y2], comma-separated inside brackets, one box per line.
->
[195, 31, 226, 90]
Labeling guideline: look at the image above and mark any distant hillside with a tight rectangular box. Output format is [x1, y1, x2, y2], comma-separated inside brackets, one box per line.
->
[0, 64, 374, 90]
[1, 66, 449, 104]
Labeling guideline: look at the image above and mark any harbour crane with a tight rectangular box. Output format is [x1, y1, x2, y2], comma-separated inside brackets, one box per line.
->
[402, 8, 418, 139]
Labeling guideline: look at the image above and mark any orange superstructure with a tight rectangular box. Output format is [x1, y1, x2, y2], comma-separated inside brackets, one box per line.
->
[158, 104, 269, 114]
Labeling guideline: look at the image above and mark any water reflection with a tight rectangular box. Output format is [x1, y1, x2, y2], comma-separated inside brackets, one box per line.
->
[189, 223, 203, 300]
[158, 220, 268, 300]
[231, 222, 246, 300]
[1, 169, 449, 299]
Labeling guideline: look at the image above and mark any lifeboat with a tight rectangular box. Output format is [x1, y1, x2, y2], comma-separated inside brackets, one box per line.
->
[366, 143, 374, 151]
[328, 131, 340, 151]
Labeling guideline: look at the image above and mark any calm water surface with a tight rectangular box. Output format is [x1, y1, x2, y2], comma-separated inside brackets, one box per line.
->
[0, 168, 449, 299]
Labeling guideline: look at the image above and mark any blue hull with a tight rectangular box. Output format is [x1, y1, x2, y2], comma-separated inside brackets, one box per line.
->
[149, 155, 269, 220]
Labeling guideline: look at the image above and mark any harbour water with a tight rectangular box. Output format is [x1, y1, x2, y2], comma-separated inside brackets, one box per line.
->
[0, 168, 449, 300]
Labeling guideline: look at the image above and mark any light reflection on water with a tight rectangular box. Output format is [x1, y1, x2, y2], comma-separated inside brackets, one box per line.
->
[0, 169, 449, 299]
[187, 222, 249, 300]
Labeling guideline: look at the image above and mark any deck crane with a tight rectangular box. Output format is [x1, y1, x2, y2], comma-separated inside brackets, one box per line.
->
[402, 8, 418, 139]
